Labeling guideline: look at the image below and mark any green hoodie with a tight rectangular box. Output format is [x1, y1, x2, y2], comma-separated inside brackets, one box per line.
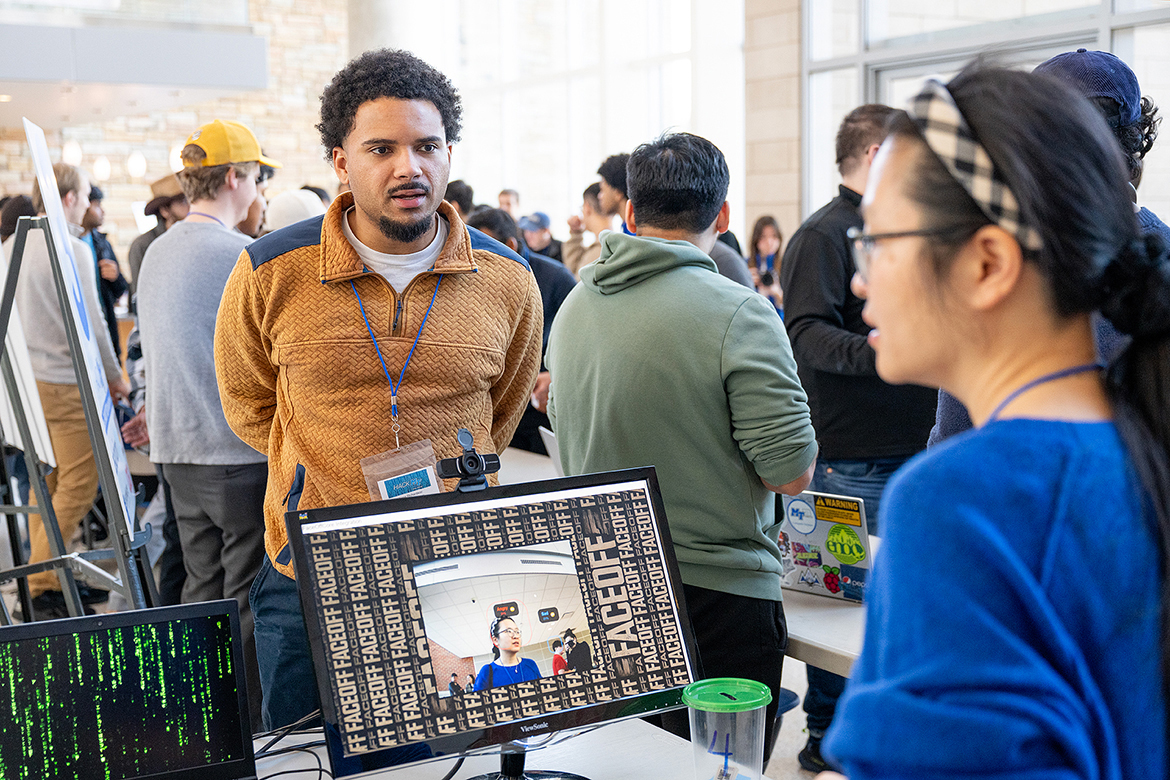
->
[547, 232, 817, 600]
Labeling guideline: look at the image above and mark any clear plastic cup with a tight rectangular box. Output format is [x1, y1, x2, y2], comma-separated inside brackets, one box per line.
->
[683, 678, 773, 780]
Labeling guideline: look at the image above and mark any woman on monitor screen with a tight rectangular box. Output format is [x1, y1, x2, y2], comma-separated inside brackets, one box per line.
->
[474, 617, 541, 691]
[819, 62, 1169, 778]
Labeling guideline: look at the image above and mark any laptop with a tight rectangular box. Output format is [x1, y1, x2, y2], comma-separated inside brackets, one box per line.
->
[778, 490, 872, 602]
[0, 600, 257, 780]
[538, 426, 564, 476]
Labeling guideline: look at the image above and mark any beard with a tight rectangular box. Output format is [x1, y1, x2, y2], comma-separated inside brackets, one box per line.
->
[378, 212, 434, 244]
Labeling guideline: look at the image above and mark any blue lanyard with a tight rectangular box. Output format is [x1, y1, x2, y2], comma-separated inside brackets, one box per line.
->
[985, 362, 1101, 424]
[351, 275, 443, 448]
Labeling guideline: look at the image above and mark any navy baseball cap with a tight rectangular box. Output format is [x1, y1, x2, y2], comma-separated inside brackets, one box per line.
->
[518, 212, 551, 231]
[1034, 48, 1141, 128]
[88, 185, 104, 201]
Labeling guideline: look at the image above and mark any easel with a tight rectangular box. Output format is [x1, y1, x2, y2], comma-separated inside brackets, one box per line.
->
[0, 215, 152, 624]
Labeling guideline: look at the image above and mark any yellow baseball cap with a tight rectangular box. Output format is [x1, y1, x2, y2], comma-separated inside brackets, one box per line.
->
[184, 120, 282, 168]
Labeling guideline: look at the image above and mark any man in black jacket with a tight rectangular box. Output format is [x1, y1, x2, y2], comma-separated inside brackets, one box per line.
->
[779, 104, 938, 772]
[563, 629, 592, 674]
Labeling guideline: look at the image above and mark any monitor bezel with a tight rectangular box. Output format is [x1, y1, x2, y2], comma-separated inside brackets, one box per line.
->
[284, 467, 700, 775]
[0, 599, 257, 780]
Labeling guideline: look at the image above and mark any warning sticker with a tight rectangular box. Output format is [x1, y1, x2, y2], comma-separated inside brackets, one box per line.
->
[813, 495, 862, 527]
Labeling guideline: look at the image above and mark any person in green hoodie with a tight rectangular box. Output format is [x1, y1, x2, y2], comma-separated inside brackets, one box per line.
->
[545, 131, 817, 762]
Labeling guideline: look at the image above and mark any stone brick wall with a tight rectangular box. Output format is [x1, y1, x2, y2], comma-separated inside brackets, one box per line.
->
[744, 0, 802, 254]
[0, 0, 347, 272]
[2, 4, 804, 268]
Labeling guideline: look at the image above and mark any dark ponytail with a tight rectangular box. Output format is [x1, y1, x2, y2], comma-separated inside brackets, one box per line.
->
[1102, 236, 1170, 702]
[1108, 95, 1161, 183]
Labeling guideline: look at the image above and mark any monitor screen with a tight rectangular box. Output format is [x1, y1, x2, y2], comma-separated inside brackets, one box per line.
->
[285, 468, 699, 777]
[0, 600, 256, 780]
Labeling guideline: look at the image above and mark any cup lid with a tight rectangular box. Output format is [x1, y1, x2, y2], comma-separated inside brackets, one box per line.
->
[682, 678, 773, 712]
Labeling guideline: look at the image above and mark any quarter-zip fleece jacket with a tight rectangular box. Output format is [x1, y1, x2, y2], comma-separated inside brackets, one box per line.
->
[215, 196, 543, 578]
[546, 231, 817, 600]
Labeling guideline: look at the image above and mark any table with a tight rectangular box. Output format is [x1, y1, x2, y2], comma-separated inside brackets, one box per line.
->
[781, 589, 866, 677]
[253, 718, 695, 779]
[781, 537, 879, 677]
[497, 446, 560, 485]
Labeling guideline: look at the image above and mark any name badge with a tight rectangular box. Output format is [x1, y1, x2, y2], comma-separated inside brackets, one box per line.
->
[359, 438, 440, 501]
[376, 465, 439, 499]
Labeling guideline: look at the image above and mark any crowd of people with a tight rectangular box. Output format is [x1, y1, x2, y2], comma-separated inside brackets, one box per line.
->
[0, 43, 1166, 779]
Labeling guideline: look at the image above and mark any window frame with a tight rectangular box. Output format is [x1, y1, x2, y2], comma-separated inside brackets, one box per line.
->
[801, 0, 1170, 217]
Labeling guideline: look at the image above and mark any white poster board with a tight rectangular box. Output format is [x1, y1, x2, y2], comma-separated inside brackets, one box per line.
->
[23, 118, 137, 538]
[0, 240, 55, 468]
[0, 297, 56, 469]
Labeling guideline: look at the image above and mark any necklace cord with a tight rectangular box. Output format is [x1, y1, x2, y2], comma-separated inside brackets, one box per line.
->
[986, 362, 1103, 424]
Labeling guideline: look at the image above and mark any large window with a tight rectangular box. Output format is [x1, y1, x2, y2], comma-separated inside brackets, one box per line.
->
[384, 0, 745, 239]
[803, 1, 1170, 221]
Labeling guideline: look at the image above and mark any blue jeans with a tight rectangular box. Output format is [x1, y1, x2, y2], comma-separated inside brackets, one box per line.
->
[810, 456, 907, 537]
[802, 455, 910, 735]
[249, 554, 322, 732]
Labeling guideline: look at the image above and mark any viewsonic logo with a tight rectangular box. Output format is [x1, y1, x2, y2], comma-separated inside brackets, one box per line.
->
[520, 722, 549, 733]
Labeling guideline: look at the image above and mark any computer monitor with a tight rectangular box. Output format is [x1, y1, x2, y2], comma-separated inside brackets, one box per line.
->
[285, 467, 699, 778]
[0, 600, 256, 780]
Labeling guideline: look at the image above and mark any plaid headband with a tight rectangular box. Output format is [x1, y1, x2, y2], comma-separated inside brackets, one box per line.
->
[906, 80, 1042, 252]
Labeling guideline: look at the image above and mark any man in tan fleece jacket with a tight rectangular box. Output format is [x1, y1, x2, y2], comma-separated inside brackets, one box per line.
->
[215, 49, 542, 732]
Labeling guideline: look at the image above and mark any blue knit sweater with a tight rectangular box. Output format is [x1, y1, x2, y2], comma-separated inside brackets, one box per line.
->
[825, 419, 1165, 779]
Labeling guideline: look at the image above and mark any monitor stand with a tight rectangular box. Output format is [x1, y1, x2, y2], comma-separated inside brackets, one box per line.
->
[467, 751, 591, 780]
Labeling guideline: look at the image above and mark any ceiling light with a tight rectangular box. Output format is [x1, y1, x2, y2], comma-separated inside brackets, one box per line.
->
[0, 95, 11, 103]
[169, 144, 183, 173]
[62, 139, 82, 166]
[92, 156, 111, 182]
[126, 151, 147, 179]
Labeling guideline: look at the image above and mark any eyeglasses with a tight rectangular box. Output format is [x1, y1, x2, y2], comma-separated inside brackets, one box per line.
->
[497, 628, 521, 638]
[847, 225, 967, 281]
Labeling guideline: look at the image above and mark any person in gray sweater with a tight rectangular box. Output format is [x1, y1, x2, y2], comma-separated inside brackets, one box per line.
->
[136, 119, 279, 731]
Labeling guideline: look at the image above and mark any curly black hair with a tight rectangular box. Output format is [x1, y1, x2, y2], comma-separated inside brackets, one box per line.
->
[1098, 95, 1162, 183]
[317, 49, 463, 163]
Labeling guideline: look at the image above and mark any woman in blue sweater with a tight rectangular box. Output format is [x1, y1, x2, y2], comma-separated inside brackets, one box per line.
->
[473, 617, 541, 692]
[820, 64, 1169, 779]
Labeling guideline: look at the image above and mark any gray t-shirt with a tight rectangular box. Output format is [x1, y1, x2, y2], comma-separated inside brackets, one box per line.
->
[137, 221, 264, 464]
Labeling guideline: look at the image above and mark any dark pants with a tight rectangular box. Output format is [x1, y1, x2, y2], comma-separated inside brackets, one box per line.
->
[801, 456, 907, 735]
[153, 465, 185, 607]
[160, 461, 267, 732]
[652, 583, 788, 761]
[508, 405, 549, 455]
[250, 554, 321, 731]
[5, 447, 30, 506]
